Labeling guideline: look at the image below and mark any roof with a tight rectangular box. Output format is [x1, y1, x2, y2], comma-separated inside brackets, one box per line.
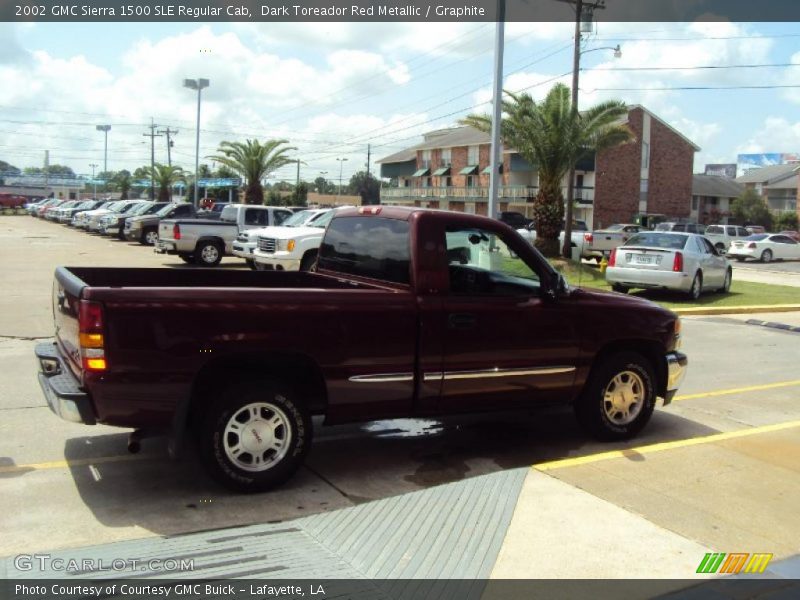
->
[736, 163, 799, 184]
[691, 174, 745, 199]
[378, 105, 700, 165]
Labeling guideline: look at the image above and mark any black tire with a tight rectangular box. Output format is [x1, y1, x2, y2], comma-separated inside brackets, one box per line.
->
[179, 254, 195, 264]
[761, 249, 773, 263]
[611, 284, 629, 294]
[575, 352, 656, 441]
[199, 381, 312, 492]
[141, 227, 158, 246]
[246, 259, 257, 270]
[735, 257, 746, 262]
[688, 271, 702, 300]
[195, 241, 223, 267]
[718, 268, 732, 293]
[116, 226, 126, 240]
[299, 251, 318, 272]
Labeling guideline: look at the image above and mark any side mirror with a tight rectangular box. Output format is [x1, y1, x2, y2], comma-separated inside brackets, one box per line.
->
[545, 273, 569, 302]
[525, 222, 536, 231]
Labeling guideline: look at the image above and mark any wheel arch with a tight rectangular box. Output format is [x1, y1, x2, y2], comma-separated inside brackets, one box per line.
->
[194, 236, 226, 251]
[176, 351, 328, 441]
[585, 339, 668, 401]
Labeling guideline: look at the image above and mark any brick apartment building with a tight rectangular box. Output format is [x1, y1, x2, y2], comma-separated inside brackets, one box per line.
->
[735, 163, 799, 219]
[378, 105, 699, 229]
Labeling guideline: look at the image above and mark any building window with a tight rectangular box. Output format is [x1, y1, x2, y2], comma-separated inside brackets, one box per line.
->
[468, 145, 479, 165]
[640, 179, 649, 193]
[692, 197, 699, 210]
[441, 148, 451, 166]
[421, 177, 432, 188]
[444, 176, 452, 187]
[467, 175, 477, 188]
[642, 142, 650, 169]
[421, 149, 432, 169]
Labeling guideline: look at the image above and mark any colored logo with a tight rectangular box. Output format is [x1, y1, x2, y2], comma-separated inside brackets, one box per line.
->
[696, 553, 773, 574]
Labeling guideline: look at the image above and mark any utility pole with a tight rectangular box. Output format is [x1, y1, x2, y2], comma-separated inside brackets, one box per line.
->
[562, 0, 606, 259]
[44, 150, 50, 197]
[487, 0, 506, 221]
[90, 163, 98, 199]
[366, 144, 371, 178]
[143, 119, 162, 200]
[158, 127, 178, 167]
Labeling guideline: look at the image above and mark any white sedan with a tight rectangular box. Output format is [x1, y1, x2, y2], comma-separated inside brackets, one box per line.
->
[606, 231, 731, 299]
[727, 234, 800, 263]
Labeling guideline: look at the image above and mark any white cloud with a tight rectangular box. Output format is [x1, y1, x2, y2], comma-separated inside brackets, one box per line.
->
[735, 117, 800, 154]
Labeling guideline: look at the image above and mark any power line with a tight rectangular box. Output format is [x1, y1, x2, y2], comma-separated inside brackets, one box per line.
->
[588, 83, 800, 91]
[590, 62, 800, 72]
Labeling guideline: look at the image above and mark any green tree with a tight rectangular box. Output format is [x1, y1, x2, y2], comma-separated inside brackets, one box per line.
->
[461, 84, 633, 257]
[731, 188, 773, 229]
[111, 170, 133, 200]
[209, 139, 297, 205]
[197, 163, 213, 179]
[24, 164, 76, 178]
[215, 164, 237, 179]
[346, 171, 381, 205]
[775, 211, 799, 231]
[289, 182, 308, 206]
[142, 164, 187, 202]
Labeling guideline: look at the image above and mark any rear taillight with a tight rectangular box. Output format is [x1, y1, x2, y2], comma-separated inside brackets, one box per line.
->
[672, 252, 684, 272]
[78, 300, 106, 371]
[748, 242, 757, 249]
[584, 233, 593, 244]
[173, 223, 181, 240]
[608, 248, 617, 267]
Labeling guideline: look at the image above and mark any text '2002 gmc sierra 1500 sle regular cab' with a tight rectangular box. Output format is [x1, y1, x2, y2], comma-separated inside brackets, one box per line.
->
[36, 207, 687, 492]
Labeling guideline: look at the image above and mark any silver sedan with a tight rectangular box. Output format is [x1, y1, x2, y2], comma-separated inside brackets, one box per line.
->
[605, 232, 731, 299]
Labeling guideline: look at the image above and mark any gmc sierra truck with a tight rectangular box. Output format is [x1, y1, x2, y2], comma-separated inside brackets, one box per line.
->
[36, 207, 687, 492]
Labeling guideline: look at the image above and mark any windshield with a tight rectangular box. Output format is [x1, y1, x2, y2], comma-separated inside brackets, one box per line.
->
[283, 210, 322, 227]
[625, 232, 689, 250]
[129, 202, 152, 215]
[309, 210, 336, 228]
[155, 204, 176, 217]
[605, 224, 625, 231]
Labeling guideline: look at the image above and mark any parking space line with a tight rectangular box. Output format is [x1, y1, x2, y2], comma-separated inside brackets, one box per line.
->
[672, 379, 800, 401]
[533, 419, 800, 472]
[0, 454, 150, 474]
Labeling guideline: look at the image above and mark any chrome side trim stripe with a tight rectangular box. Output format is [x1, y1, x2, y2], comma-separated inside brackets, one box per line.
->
[424, 366, 575, 382]
[349, 373, 414, 383]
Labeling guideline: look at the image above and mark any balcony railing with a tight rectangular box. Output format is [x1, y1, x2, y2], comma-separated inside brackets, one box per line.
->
[382, 185, 538, 200]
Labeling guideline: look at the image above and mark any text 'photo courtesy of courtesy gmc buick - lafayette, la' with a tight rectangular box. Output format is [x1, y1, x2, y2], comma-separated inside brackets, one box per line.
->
[36, 207, 688, 492]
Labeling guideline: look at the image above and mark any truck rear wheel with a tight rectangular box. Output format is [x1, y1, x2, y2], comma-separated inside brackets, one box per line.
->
[141, 227, 158, 246]
[199, 381, 312, 492]
[575, 352, 656, 441]
[196, 241, 222, 267]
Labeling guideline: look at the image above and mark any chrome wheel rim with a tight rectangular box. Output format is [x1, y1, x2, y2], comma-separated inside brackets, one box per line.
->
[201, 245, 219, 263]
[145, 231, 158, 245]
[762, 250, 772, 263]
[223, 401, 292, 472]
[603, 371, 645, 425]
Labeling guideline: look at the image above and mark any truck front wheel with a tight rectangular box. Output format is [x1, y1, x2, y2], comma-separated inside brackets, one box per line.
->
[299, 251, 318, 272]
[575, 352, 656, 441]
[200, 381, 312, 492]
[196, 241, 222, 267]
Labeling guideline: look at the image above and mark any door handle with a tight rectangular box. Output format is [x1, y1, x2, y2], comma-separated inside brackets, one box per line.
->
[448, 313, 476, 329]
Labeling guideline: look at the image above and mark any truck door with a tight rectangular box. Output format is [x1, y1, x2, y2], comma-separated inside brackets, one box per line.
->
[431, 220, 580, 413]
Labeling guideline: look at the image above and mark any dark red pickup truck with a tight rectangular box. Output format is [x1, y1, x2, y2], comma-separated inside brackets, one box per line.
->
[36, 206, 687, 491]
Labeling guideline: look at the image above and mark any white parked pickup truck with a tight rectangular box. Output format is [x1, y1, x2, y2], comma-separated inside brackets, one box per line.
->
[516, 220, 595, 259]
[703, 224, 751, 254]
[252, 208, 345, 271]
[587, 224, 643, 257]
[156, 204, 294, 266]
[232, 208, 330, 269]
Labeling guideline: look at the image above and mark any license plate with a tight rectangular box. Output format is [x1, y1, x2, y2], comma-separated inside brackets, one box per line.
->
[635, 255, 653, 264]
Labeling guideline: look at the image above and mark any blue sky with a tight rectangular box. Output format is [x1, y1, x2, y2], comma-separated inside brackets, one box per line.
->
[1, 19, 799, 182]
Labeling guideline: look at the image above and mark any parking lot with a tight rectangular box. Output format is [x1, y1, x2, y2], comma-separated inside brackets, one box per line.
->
[2, 214, 799, 580]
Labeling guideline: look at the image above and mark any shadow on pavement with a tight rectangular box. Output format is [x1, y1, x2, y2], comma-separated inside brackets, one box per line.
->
[59, 407, 718, 537]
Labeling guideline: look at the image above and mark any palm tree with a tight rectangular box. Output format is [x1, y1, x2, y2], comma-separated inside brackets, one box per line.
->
[209, 139, 297, 205]
[111, 170, 132, 200]
[143, 164, 187, 202]
[461, 83, 634, 257]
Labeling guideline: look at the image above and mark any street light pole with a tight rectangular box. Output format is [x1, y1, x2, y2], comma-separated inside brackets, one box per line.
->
[96, 125, 111, 176]
[90, 163, 98, 199]
[183, 78, 210, 208]
[336, 158, 348, 200]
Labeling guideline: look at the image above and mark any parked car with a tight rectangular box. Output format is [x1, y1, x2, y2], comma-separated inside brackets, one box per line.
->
[745, 225, 766, 235]
[40, 199, 68, 219]
[156, 204, 294, 266]
[588, 224, 643, 256]
[25, 198, 48, 214]
[498, 211, 532, 229]
[124, 202, 196, 245]
[606, 231, 731, 299]
[654, 222, 706, 234]
[98, 202, 162, 239]
[778, 230, 800, 242]
[83, 201, 141, 232]
[517, 220, 595, 259]
[48, 200, 80, 221]
[232, 208, 330, 269]
[727, 234, 800, 263]
[36, 206, 687, 491]
[73, 200, 124, 229]
[252, 208, 344, 271]
[0, 193, 29, 208]
[702, 224, 751, 254]
[58, 200, 106, 224]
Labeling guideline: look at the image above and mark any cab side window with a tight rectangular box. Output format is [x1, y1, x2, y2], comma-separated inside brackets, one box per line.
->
[245, 208, 268, 226]
[174, 204, 193, 217]
[445, 227, 541, 296]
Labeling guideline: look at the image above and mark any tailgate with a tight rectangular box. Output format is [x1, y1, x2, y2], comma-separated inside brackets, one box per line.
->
[591, 232, 625, 251]
[53, 267, 88, 379]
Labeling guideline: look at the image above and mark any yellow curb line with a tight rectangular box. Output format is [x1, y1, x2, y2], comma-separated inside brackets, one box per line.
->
[0, 453, 151, 474]
[534, 419, 800, 472]
[673, 379, 800, 401]
[672, 304, 800, 316]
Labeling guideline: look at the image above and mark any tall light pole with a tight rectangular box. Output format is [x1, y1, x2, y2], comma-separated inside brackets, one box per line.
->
[96, 125, 111, 177]
[183, 78, 210, 208]
[336, 158, 348, 200]
[318, 171, 328, 194]
[90, 163, 98, 199]
[487, 0, 505, 221]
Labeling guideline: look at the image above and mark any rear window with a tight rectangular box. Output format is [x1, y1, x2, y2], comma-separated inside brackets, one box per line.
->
[706, 226, 723, 234]
[318, 216, 410, 285]
[220, 205, 238, 221]
[745, 234, 768, 241]
[625, 232, 689, 250]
